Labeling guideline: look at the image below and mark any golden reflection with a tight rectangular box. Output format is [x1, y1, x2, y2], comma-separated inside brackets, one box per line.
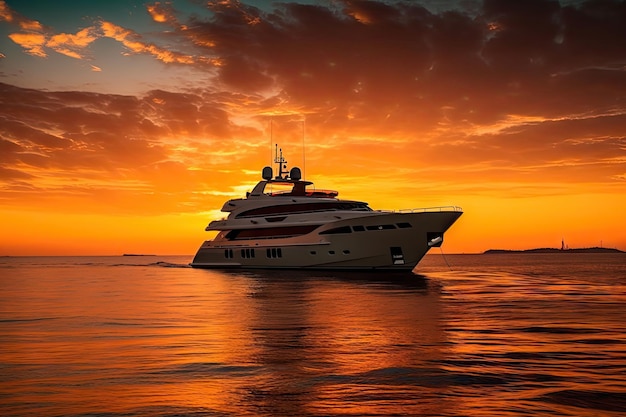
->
[237, 271, 455, 416]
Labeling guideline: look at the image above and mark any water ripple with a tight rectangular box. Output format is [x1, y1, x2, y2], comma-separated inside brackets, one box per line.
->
[1, 254, 625, 416]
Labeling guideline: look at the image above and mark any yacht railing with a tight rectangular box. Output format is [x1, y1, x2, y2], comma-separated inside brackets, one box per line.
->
[379, 206, 463, 214]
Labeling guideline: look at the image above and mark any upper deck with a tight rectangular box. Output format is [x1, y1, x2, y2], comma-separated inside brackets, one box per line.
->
[248, 179, 338, 198]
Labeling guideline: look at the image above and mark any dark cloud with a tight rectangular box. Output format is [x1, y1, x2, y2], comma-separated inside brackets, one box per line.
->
[559, 0, 626, 66]
[482, 0, 561, 71]
[183, 0, 626, 130]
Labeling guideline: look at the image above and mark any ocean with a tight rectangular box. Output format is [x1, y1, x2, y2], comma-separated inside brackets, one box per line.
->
[1, 253, 625, 416]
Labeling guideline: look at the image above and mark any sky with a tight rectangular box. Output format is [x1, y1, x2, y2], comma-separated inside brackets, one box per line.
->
[1, 0, 625, 256]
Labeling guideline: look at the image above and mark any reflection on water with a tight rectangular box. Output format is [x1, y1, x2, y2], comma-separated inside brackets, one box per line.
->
[1, 254, 625, 416]
[237, 270, 450, 416]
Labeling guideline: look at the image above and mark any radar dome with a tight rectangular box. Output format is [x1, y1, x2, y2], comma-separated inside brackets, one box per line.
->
[290, 167, 302, 180]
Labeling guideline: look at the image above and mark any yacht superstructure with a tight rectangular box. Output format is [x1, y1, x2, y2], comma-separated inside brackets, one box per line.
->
[190, 147, 462, 270]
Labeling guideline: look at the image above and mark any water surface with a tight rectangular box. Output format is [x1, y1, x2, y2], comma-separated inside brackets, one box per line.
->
[1, 254, 625, 416]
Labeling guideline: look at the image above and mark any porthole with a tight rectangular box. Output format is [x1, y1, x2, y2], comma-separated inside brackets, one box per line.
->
[266, 248, 283, 259]
[240, 248, 255, 258]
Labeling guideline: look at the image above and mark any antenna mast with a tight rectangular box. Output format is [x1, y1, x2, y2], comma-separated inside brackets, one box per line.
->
[302, 119, 306, 180]
[274, 144, 288, 179]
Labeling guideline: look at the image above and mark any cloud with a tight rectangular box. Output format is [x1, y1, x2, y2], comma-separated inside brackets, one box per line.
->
[176, 0, 626, 121]
[1, 1, 216, 66]
[99, 20, 197, 64]
[7, 32, 47, 57]
[46, 27, 99, 59]
[2, 0, 48, 56]
[2, 0, 98, 60]
[8, 26, 99, 60]
[1, 0, 625, 213]
[0, 81, 267, 214]
[7, 29, 99, 60]
[0, 0, 11, 22]
[0, 0, 43, 31]
[4, 0, 626, 100]
[147, 2, 178, 25]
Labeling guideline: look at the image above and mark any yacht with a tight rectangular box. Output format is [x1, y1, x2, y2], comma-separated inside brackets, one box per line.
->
[190, 147, 462, 270]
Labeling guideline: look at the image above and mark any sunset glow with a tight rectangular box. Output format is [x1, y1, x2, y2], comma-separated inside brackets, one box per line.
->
[1, 0, 625, 255]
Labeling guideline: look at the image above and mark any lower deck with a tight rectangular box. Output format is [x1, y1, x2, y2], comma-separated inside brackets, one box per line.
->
[190, 243, 420, 271]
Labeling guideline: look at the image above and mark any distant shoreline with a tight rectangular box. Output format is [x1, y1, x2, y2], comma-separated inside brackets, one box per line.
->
[484, 247, 624, 254]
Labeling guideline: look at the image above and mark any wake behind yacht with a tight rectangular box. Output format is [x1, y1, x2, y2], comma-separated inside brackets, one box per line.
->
[190, 147, 462, 270]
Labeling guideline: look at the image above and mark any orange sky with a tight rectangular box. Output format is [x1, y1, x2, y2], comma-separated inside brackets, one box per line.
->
[1, 0, 625, 255]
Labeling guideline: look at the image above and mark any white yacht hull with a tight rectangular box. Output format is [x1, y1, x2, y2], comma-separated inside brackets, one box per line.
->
[190, 210, 461, 271]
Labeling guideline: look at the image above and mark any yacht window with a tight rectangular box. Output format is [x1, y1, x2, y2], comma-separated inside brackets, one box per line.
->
[319, 226, 352, 235]
[265, 216, 287, 223]
[352, 225, 365, 232]
[226, 225, 318, 240]
[343, 250, 351, 255]
[265, 183, 297, 195]
[397, 222, 412, 228]
[237, 202, 371, 217]
[366, 224, 396, 231]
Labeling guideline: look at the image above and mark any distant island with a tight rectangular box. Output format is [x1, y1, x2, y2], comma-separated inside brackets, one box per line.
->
[484, 247, 624, 254]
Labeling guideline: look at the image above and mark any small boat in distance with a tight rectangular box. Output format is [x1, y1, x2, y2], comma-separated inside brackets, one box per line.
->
[190, 146, 462, 270]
